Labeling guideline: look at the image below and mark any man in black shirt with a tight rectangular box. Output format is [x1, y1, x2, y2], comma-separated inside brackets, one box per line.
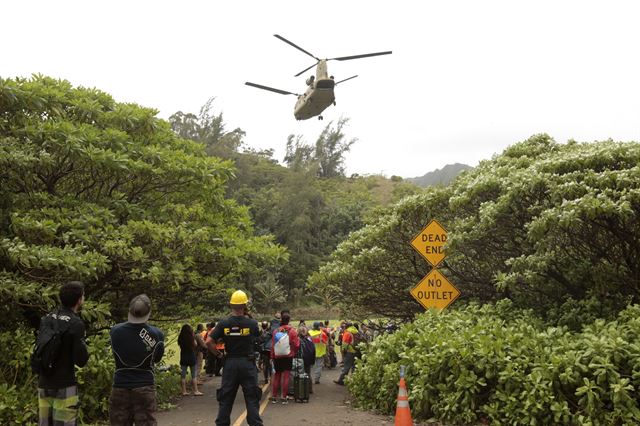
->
[109, 294, 164, 425]
[37, 281, 89, 426]
[206, 290, 263, 426]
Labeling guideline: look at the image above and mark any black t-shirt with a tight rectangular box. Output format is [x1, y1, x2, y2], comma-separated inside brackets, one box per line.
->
[37, 307, 89, 389]
[110, 322, 164, 388]
[210, 315, 259, 357]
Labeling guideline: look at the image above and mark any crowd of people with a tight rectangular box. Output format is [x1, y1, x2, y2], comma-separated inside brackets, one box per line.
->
[32, 281, 381, 426]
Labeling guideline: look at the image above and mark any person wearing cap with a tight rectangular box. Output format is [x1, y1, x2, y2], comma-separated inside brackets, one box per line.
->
[207, 290, 263, 426]
[109, 294, 165, 425]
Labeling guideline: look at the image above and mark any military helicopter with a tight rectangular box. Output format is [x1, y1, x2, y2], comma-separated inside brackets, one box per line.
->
[245, 34, 391, 120]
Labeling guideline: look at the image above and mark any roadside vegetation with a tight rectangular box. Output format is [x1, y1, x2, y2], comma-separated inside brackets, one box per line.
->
[351, 302, 640, 425]
[3, 75, 639, 424]
[310, 133, 640, 423]
[0, 76, 416, 423]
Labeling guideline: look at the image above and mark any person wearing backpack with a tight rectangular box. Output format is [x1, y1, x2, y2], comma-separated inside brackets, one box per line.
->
[34, 280, 89, 426]
[297, 326, 316, 396]
[270, 313, 299, 404]
[333, 322, 359, 386]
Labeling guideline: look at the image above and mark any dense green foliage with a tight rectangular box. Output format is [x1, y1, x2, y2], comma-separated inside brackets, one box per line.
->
[0, 75, 421, 423]
[350, 302, 640, 425]
[0, 329, 179, 424]
[310, 135, 640, 322]
[168, 107, 419, 301]
[0, 76, 287, 318]
[0, 75, 287, 423]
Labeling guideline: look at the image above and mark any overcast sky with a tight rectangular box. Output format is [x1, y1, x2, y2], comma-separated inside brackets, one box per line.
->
[3, 1, 640, 177]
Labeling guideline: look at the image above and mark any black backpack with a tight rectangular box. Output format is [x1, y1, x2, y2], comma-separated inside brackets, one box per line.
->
[31, 311, 69, 376]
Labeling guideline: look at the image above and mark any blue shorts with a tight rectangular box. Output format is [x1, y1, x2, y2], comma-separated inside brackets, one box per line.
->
[181, 364, 196, 379]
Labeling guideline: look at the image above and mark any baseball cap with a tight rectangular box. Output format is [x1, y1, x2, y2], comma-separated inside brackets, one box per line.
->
[128, 294, 151, 324]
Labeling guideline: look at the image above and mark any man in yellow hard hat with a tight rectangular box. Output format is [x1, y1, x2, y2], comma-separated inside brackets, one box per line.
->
[206, 290, 263, 426]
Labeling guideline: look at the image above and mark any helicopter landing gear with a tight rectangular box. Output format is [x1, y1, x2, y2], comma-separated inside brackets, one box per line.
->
[318, 116, 323, 120]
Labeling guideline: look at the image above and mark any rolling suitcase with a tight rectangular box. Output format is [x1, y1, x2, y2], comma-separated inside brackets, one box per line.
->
[288, 357, 304, 396]
[294, 372, 310, 403]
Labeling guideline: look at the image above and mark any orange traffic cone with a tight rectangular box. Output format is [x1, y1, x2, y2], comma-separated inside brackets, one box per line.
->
[394, 375, 413, 426]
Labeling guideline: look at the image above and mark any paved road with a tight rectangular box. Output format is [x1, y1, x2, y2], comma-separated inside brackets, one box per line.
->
[156, 362, 397, 426]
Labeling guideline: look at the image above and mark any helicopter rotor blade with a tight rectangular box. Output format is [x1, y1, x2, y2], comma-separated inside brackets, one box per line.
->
[274, 34, 319, 61]
[294, 63, 319, 77]
[335, 75, 358, 85]
[330, 51, 393, 61]
[245, 82, 299, 96]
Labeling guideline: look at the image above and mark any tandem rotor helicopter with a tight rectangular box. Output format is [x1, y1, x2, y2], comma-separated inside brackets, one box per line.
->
[245, 34, 392, 120]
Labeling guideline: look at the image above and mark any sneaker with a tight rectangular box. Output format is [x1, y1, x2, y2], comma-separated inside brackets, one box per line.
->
[281, 397, 289, 405]
[333, 379, 344, 386]
[270, 397, 277, 404]
[314, 379, 320, 384]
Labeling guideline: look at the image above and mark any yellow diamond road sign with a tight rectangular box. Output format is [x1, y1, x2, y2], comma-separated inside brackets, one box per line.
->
[410, 269, 460, 310]
[411, 219, 447, 267]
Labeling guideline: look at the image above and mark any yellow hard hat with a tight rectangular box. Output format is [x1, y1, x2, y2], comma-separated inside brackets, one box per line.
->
[230, 290, 249, 305]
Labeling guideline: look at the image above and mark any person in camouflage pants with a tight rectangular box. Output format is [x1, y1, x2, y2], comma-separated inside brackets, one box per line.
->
[109, 295, 164, 426]
[109, 385, 157, 425]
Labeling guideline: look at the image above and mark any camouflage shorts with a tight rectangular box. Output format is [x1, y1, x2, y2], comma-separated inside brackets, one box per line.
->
[38, 386, 79, 426]
[109, 385, 157, 426]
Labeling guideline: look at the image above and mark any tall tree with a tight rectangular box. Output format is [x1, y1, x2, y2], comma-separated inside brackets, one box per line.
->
[0, 76, 287, 323]
[169, 97, 244, 157]
[284, 134, 315, 173]
[284, 118, 356, 178]
[314, 118, 356, 178]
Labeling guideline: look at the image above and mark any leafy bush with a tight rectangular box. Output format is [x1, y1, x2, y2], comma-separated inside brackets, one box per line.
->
[0, 74, 281, 423]
[0, 329, 180, 424]
[0, 330, 38, 424]
[349, 301, 640, 425]
[310, 135, 640, 321]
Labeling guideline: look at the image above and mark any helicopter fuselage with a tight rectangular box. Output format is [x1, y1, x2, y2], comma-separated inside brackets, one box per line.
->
[294, 60, 335, 120]
[245, 34, 390, 121]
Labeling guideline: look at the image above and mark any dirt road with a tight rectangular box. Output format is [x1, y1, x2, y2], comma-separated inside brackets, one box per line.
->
[156, 364, 396, 425]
